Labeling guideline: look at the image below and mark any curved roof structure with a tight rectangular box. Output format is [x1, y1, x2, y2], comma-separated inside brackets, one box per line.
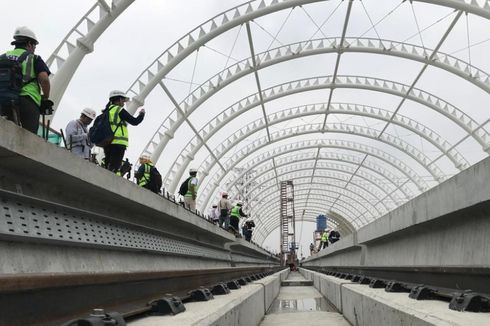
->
[43, 0, 490, 251]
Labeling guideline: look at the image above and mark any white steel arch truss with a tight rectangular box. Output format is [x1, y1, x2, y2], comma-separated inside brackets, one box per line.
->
[253, 201, 357, 244]
[125, 0, 490, 115]
[225, 141, 419, 199]
[154, 75, 487, 194]
[241, 156, 402, 212]
[253, 191, 369, 243]
[143, 61, 489, 173]
[260, 189, 369, 227]
[249, 173, 386, 221]
[165, 101, 469, 192]
[47, 0, 135, 113]
[45, 0, 490, 113]
[235, 150, 413, 203]
[202, 138, 428, 212]
[196, 121, 445, 203]
[254, 203, 357, 244]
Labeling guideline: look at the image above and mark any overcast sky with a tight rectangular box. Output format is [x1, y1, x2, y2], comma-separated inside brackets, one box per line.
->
[1, 0, 489, 257]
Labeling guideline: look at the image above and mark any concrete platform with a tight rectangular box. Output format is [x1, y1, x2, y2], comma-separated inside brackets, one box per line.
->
[300, 268, 490, 326]
[260, 272, 349, 326]
[129, 269, 288, 326]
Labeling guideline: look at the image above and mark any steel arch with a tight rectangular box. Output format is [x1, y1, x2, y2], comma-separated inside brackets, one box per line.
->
[257, 191, 367, 227]
[200, 138, 427, 211]
[166, 101, 467, 192]
[222, 141, 418, 199]
[125, 0, 490, 115]
[196, 122, 444, 210]
[239, 158, 401, 212]
[253, 196, 364, 244]
[236, 150, 412, 203]
[249, 178, 384, 224]
[253, 202, 358, 244]
[154, 75, 485, 193]
[48, 0, 135, 114]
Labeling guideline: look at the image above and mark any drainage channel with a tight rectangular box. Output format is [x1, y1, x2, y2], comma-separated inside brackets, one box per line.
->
[259, 271, 349, 326]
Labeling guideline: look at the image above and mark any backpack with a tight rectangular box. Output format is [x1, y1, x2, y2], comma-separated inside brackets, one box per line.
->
[88, 109, 121, 147]
[178, 177, 192, 196]
[147, 166, 162, 193]
[0, 51, 31, 106]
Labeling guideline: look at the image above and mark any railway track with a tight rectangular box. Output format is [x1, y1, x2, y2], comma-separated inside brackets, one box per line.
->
[303, 266, 490, 312]
[0, 267, 281, 326]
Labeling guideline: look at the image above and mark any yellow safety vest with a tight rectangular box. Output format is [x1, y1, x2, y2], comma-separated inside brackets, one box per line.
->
[108, 104, 128, 146]
[5, 48, 41, 106]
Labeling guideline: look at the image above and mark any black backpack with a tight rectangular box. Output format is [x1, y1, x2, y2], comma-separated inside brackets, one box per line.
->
[178, 177, 191, 196]
[147, 166, 162, 193]
[0, 51, 32, 106]
[88, 109, 121, 147]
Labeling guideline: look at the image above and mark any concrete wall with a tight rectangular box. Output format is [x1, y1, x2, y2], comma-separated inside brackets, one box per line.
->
[129, 269, 289, 326]
[304, 154, 490, 269]
[0, 118, 278, 274]
[299, 268, 490, 326]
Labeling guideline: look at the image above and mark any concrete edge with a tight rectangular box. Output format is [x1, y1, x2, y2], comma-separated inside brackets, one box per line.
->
[299, 268, 490, 326]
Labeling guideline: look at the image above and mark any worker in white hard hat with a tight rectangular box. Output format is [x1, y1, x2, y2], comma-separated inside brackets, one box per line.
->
[183, 168, 199, 211]
[102, 90, 145, 173]
[135, 154, 162, 194]
[229, 201, 248, 237]
[65, 108, 97, 160]
[218, 191, 233, 229]
[320, 228, 329, 250]
[1, 26, 52, 134]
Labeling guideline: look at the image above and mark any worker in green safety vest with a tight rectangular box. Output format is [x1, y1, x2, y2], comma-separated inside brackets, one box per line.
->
[103, 90, 145, 173]
[1, 26, 52, 134]
[320, 228, 329, 250]
[229, 202, 247, 236]
[135, 154, 162, 194]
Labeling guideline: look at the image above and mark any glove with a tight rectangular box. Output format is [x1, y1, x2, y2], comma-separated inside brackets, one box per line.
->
[40, 99, 54, 115]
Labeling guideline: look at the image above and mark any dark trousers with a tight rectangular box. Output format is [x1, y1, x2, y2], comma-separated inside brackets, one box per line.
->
[230, 216, 239, 231]
[0, 96, 40, 134]
[104, 144, 126, 172]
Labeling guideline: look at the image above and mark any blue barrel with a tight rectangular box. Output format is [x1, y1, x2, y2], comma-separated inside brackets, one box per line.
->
[316, 215, 327, 231]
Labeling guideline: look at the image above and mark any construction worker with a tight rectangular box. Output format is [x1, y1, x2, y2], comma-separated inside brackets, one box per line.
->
[320, 228, 329, 249]
[242, 219, 255, 242]
[209, 204, 219, 224]
[218, 192, 233, 229]
[65, 108, 96, 159]
[119, 158, 132, 179]
[309, 243, 315, 255]
[135, 155, 162, 194]
[103, 90, 145, 173]
[329, 228, 341, 244]
[1, 26, 52, 134]
[229, 202, 247, 236]
[184, 168, 198, 211]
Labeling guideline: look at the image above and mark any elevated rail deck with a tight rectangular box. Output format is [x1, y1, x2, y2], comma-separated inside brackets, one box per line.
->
[0, 118, 279, 325]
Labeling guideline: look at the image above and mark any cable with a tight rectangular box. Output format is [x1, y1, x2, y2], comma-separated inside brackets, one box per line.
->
[266, 8, 294, 51]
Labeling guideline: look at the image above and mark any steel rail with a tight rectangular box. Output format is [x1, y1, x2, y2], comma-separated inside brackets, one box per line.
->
[0, 267, 281, 326]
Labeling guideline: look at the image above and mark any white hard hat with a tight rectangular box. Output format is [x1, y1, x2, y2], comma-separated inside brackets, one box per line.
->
[81, 108, 96, 120]
[140, 154, 151, 161]
[222, 191, 228, 197]
[236, 202, 243, 206]
[12, 26, 38, 44]
[324, 228, 329, 231]
[109, 90, 129, 100]
[189, 168, 197, 174]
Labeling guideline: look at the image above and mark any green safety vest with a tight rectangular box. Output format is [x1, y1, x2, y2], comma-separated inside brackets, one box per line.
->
[230, 206, 240, 219]
[6, 48, 41, 106]
[108, 104, 128, 146]
[184, 177, 198, 197]
[321, 232, 328, 242]
[138, 162, 153, 187]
